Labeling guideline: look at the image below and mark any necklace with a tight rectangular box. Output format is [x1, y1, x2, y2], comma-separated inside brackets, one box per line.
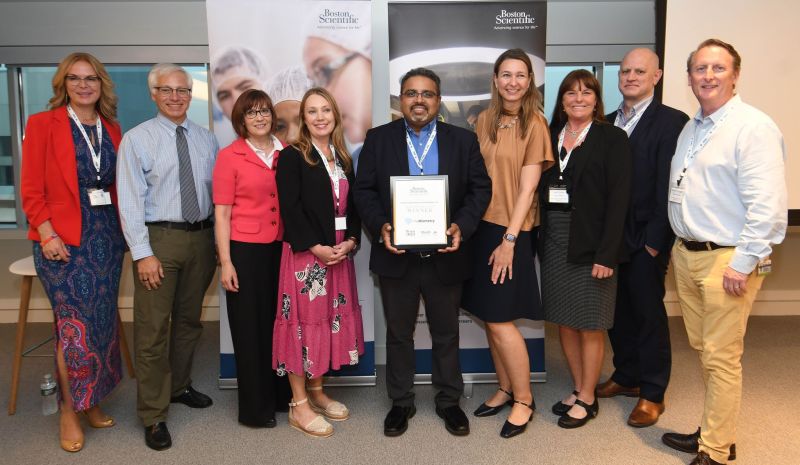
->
[497, 115, 519, 129]
[565, 122, 589, 137]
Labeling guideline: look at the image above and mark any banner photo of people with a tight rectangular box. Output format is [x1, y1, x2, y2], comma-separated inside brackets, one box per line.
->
[388, 1, 547, 381]
[206, 0, 375, 385]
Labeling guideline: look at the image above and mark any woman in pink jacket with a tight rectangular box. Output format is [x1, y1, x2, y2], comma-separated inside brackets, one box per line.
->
[213, 89, 291, 428]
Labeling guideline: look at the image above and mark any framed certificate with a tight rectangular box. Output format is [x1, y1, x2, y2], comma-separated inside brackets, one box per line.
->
[390, 175, 450, 249]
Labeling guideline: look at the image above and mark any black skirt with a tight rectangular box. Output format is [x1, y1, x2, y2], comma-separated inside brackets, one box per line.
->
[461, 221, 543, 323]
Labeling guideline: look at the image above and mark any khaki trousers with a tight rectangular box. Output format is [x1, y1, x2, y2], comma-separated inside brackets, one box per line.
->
[672, 241, 764, 464]
[133, 226, 216, 426]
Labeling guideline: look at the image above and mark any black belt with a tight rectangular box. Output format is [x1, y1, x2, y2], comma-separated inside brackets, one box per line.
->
[146, 219, 213, 231]
[680, 238, 731, 252]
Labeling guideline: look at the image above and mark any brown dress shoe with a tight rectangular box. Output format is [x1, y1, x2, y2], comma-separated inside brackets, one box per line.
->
[688, 451, 723, 465]
[627, 398, 665, 427]
[596, 379, 640, 398]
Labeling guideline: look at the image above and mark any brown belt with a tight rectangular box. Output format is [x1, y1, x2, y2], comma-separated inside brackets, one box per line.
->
[680, 238, 732, 252]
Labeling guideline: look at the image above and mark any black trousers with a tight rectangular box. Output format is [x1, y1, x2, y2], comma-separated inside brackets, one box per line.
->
[226, 240, 291, 426]
[609, 247, 672, 403]
[379, 255, 464, 408]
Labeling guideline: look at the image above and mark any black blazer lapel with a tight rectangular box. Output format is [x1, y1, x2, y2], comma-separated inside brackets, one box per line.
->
[628, 100, 659, 143]
[569, 123, 598, 189]
[434, 121, 452, 177]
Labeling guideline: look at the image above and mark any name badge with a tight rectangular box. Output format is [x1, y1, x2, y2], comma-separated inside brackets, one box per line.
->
[669, 186, 684, 203]
[757, 258, 773, 276]
[335, 216, 347, 231]
[549, 186, 569, 204]
[88, 188, 112, 206]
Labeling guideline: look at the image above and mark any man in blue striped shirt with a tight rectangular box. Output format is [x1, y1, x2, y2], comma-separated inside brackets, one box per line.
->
[117, 63, 219, 451]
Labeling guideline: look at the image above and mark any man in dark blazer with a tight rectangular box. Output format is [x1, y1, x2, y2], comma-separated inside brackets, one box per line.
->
[353, 68, 491, 437]
[596, 48, 689, 427]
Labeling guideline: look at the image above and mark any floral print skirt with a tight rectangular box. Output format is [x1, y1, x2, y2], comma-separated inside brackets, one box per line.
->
[272, 235, 364, 379]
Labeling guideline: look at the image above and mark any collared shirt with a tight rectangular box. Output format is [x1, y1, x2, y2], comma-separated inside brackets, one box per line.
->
[668, 95, 787, 273]
[404, 118, 439, 175]
[614, 95, 654, 135]
[117, 113, 219, 260]
[245, 135, 282, 169]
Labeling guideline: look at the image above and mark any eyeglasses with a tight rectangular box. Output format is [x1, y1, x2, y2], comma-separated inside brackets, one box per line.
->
[309, 52, 358, 87]
[245, 109, 271, 119]
[154, 86, 192, 98]
[402, 89, 438, 100]
[66, 75, 101, 86]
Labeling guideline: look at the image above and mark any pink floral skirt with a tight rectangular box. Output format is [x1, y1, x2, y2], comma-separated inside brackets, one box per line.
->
[272, 235, 364, 379]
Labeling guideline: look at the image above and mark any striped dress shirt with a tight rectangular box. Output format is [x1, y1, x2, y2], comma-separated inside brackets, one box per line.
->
[117, 113, 219, 260]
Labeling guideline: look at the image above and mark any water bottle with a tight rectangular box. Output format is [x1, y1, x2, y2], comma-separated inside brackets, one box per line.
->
[40, 374, 58, 416]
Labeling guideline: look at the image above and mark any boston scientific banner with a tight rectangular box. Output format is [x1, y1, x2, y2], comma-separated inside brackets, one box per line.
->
[206, 0, 375, 386]
[388, 1, 547, 383]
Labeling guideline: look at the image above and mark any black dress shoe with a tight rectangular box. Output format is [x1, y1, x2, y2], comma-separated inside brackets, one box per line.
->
[662, 428, 736, 461]
[473, 388, 513, 417]
[689, 451, 724, 465]
[436, 405, 470, 436]
[384, 405, 416, 437]
[170, 385, 213, 408]
[144, 422, 172, 451]
[551, 390, 579, 416]
[239, 418, 277, 428]
[557, 398, 598, 429]
[500, 398, 535, 439]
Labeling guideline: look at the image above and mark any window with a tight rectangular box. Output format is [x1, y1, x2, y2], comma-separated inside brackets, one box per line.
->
[602, 63, 623, 116]
[21, 65, 210, 132]
[0, 65, 15, 224]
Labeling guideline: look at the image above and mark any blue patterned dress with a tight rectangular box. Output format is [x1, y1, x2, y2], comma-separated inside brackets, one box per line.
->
[32, 119, 125, 411]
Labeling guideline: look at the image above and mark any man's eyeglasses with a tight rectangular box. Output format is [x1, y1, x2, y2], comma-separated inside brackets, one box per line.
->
[402, 89, 438, 100]
[245, 109, 271, 119]
[66, 75, 101, 86]
[154, 86, 192, 98]
[310, 52, 358, 87]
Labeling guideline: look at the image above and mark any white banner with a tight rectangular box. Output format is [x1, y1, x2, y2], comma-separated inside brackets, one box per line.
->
[207, 0, 375, 384]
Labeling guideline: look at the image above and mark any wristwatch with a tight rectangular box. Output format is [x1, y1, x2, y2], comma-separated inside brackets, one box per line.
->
[503, 233, 517, 243]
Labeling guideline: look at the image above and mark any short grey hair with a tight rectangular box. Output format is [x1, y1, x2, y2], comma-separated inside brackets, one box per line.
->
[148, 63, 193, 93]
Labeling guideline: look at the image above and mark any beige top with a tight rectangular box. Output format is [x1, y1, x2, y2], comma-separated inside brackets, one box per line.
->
[476, 111, 554, 231]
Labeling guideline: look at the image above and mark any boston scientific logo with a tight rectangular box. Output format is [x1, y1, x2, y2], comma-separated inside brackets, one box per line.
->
[494, 9, 539, 30]
[318, 8, 359, 25]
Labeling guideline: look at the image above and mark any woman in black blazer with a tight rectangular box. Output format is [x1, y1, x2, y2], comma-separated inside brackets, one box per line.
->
[539, 70, 632, 428]
[273, 88, 364, 438]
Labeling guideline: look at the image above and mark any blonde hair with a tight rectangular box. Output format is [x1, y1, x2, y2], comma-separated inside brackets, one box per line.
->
[486, 49, 543, 143]
[294, 87, 353, 174]
[48, 52, 117, 122]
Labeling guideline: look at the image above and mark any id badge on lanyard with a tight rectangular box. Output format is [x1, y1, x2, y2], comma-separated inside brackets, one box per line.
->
[67, 105, 110, 207]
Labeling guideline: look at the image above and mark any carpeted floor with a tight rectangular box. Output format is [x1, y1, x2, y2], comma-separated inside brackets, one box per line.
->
[1, 317, 798, 465]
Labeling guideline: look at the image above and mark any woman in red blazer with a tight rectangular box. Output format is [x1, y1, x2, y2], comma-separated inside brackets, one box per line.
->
[212, 89, 291, 428]
[20, 52, 125, 453]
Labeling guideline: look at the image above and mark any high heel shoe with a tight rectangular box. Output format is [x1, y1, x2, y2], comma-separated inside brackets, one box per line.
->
[557, 398, 598, 429]
[60, 413, 84, 452]
[500, 399, 535, 439]
[84, 411, 116, 428]
[551, 390, 579, 416]
[473, 387, 514, 417]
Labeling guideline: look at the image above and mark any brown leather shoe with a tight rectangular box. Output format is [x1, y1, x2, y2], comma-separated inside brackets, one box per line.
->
[627, 398, 665, 427]
[596, 379, 640, 398]
[688, 451, 723, 465]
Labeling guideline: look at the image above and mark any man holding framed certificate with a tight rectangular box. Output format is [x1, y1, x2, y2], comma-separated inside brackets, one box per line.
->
[354, 68, 491, 437]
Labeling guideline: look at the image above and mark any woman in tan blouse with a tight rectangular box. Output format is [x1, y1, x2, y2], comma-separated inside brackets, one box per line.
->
[461, 48, 554, 438]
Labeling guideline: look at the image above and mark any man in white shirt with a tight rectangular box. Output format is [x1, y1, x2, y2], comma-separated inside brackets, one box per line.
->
[662, 39, 787, 465]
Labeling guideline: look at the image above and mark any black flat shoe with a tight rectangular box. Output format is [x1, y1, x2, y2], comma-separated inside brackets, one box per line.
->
[170, 385, 213, 409]
[551, 390, 579, 416]
[384, 405, 416, 437]
[436, 405, 470, 436]
[662, 428, 736, 461]
[557, 398, 598, 429]
[144, 422, 172, 451]
[500, 398, 535, 439]
[473, 388, 513, 417]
